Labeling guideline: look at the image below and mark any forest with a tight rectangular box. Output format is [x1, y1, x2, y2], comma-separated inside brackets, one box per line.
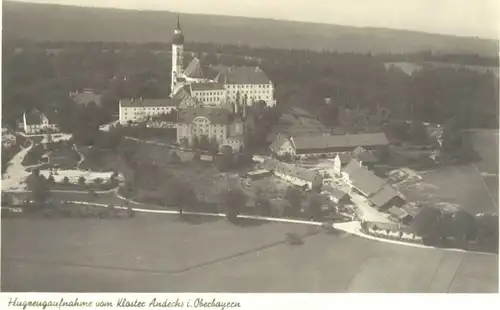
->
[2, 41, 498, 139]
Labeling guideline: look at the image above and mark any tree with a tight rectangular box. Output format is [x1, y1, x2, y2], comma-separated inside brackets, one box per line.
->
[180, 137, 189, 148]
[255, 188, 271, 216]
[409, 121, 429, 145]
[284, 186, 304, 216]
[127, 205, 135, 218]
[209, 136, 219, 154]
[411, 206, 442, 244]
[222, 187, 247, 222]
[307, 193, 324, 221]
[451, 210, 478, 245]
[476, 213, 498, 250]
[27, 174, 51, 208]
[78, 176, 86, 186]
[192, 136, 200, 149]
[199, 135, 210, 151]
[47, 174, 56, 186]
[169, 151, 182, 164]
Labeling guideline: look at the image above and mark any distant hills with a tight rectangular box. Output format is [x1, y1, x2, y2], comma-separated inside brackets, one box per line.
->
[2, 1, 499, 57]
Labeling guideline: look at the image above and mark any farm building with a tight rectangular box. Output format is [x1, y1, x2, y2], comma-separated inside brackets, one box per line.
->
[322, 185, 351, 206]
[274, 162, 323, 190]
[269, 132, 389, 159]
[370, 184, 406, 211]
[387, 206, 413, 224]
[245, 169, 272, 180]
[342, 159, 386, 197]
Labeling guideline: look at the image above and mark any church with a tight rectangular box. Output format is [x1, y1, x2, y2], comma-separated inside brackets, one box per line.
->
[118, 14, 275, 153]
[170, 14, 276, 108]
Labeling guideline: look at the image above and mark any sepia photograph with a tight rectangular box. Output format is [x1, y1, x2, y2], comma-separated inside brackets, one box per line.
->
[1, 0, 499, 295]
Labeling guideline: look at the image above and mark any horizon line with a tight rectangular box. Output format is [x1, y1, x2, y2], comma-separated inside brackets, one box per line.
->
[6, 0, 499, 42]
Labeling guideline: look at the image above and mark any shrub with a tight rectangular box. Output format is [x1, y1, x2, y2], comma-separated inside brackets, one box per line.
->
[127, 206, 135, 218]
[78, 176, 86, 186]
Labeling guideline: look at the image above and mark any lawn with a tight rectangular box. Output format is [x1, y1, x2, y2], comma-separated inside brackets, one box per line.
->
[2, 214, 497, 292]
[395, 165, 497, 214]
[79, 147, 121, 172]
[394, 129, 498, 214]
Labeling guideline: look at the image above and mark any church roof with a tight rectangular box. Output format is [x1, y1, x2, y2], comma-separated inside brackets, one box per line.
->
[184, 58, 205, 78]
[190, 83, 226, 91]
[24, 109, 50, 125]
[120, 98, 180, 108]
[212, 65, 271, 85]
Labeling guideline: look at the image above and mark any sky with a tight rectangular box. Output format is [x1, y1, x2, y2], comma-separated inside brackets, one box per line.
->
[8, 0, 500, 39]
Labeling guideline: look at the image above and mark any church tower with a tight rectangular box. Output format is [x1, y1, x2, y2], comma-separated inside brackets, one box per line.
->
[171, 13, 185, 95]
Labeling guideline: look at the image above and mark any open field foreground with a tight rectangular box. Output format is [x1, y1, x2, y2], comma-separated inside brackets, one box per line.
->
[2, 214, 497, 293]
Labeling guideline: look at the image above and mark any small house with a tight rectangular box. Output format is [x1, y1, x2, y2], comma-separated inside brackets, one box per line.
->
[322, 185, 351, 206]
[245, 169, 272, 180]
[23, 109, 59, 134]
[274, 162, 323, 191]
[369, 184, 406, 211]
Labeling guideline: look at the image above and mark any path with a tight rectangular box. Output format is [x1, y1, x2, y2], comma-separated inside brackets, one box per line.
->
[471, 163, 498, 210]
[2, 140, 33, 191]
[73, 145, 85, 169]
[27, 198, 494, 257]
[349, 192, 393, 223]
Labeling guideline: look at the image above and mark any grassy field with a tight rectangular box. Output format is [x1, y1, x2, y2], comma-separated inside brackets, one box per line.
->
[2, 214, 497, 292]
[395, 130, 498, 214]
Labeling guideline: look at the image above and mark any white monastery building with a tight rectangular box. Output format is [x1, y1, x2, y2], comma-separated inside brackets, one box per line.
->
[118, 14, 276, 128]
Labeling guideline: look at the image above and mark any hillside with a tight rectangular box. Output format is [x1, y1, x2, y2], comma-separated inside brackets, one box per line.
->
[3, 1, 499, 56]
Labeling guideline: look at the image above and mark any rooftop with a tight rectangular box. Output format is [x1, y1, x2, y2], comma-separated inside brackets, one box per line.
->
[275, 162, 320, 182]
[293, 133, 389, 152]
[343, 159, 386, 196]
[212, 65, 271, 85]
[120, 98, 180, 108]
[269, 134, 288, 153]
[191, 83, 226, 91]
[322, 185, 349, 200]
[24, 109, 51, 125]
[370, 184, 404, 209]
[70, 90, 101, 106]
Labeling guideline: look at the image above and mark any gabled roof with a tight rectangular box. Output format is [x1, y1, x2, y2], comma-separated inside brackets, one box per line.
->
[184, 58, 205, 78]
[370, 184, 404, 209]
[292, 133, 389, 153]
[269, 135, 288, 153]
[275, 162, 320, 182]
[343, 159, 385, 196]
[190, 83, 226, 91]
[354, 149, 378, 163]
[212, 65, 271, 85]
[261, 158, 281, 171]
[401, 203, 419, 217]
[70, 91, 101, 106]
[388, 206, 410, 219]
[322, 185, 349, 200]
[337, 153, 352, 165]
[24, 109, 50, 125]
[172, 85, 191, 101]
[177, 107, 232, 125]
[120, 98, 180, 108]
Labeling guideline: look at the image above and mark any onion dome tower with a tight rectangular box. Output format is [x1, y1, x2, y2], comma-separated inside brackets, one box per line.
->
[171, 13, 185, 95]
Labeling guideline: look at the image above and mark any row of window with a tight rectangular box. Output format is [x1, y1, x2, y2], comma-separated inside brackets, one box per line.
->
[227, 84, 271, 89]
